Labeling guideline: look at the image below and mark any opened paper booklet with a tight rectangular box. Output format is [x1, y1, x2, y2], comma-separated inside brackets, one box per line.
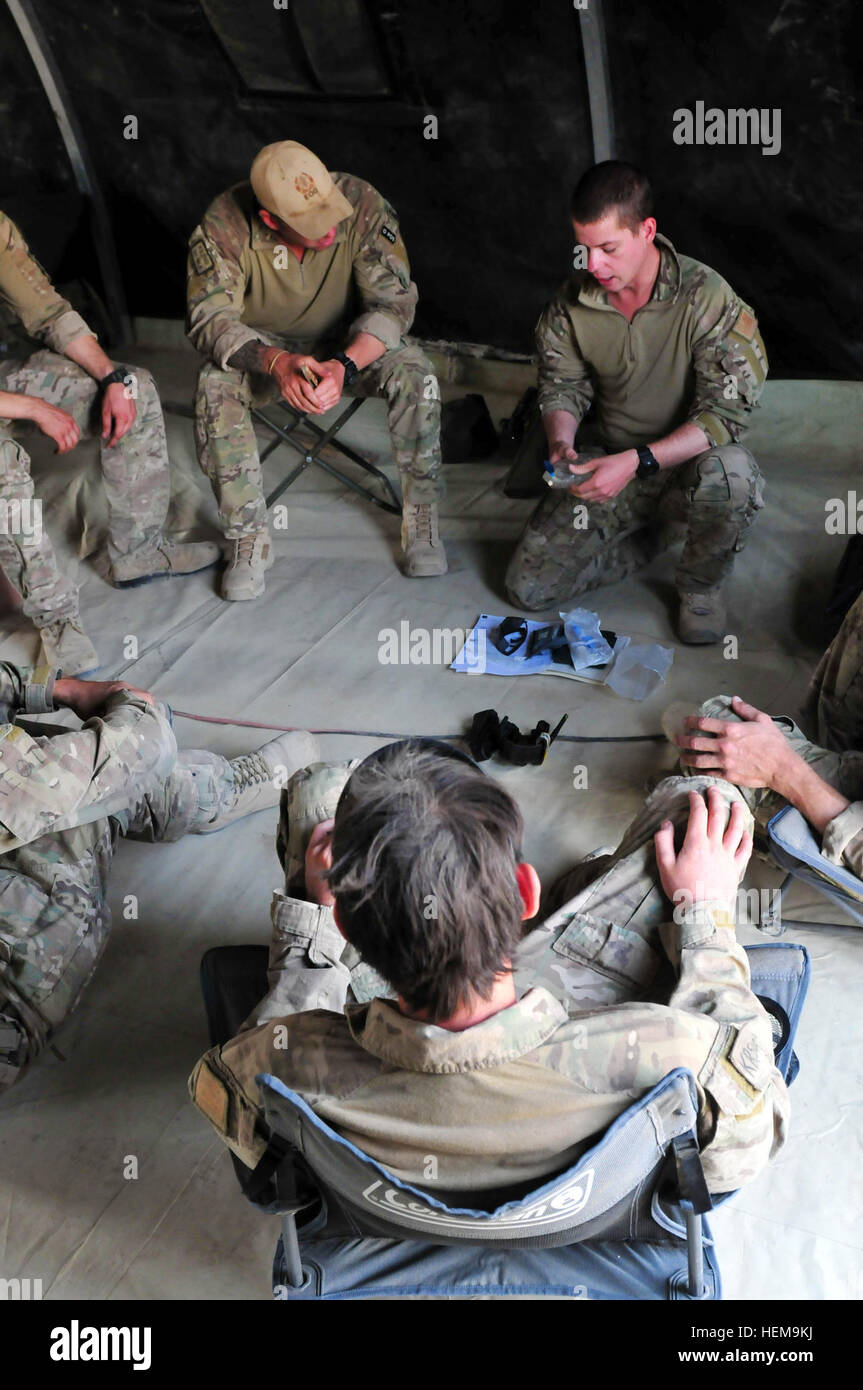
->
[450, 613, 673, 700]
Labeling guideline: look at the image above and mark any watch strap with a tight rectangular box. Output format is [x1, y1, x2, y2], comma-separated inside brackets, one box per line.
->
[99, 368, 127, 390]
[635, 445, 659, 478]
[335, 352, 359, 385]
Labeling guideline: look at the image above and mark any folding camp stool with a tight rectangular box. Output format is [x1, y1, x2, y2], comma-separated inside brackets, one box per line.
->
[253, 397, 402, 515]
[757, 804, 863, 934]
[199, 940, 809, 1302]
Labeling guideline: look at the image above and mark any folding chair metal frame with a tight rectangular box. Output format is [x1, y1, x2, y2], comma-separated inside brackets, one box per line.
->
[253, 398, 402, 515]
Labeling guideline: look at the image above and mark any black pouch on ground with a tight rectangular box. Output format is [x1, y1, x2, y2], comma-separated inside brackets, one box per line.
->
[440, 393, 499, 463]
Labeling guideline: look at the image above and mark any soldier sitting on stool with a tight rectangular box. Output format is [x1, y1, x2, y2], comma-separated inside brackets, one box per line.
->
[0, 211, 221, 674]
[186, 140, 447, 600]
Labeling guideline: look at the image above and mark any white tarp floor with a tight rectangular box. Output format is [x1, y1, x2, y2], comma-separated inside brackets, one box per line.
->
[1, 348, 861, 1301]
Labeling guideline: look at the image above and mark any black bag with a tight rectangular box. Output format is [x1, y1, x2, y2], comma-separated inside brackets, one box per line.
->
[501, 388, 548, 498]
[441, 393, 499, 463]
[826, 534, 863, 634]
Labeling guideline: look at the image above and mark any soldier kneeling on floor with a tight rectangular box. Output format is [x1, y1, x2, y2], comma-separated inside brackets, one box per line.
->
[505, 160, 768, 646]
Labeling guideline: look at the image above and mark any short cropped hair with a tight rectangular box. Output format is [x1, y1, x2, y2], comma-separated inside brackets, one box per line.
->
[570, 160, 653, 233]
[327, 740, 525, 1022]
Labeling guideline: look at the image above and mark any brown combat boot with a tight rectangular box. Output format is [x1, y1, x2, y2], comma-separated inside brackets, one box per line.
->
[195, 731, 320, 833]
[401, 502, 447, 577]
[112, 539, 222, 588]
[221, 528, 275, 601]
[677, 589, 727, 645]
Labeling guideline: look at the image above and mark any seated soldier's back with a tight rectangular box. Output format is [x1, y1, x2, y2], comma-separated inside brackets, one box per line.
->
[190, 982, 784, 1195]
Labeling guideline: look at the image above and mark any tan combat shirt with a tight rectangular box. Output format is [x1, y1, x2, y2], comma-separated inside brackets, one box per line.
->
[536, 234, 768, 451]
[190, 900, 790, 1197]
[0, 212, 92, 356]
[186, 175, 417, 369]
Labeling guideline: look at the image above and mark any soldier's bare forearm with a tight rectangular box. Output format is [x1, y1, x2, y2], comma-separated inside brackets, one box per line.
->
[64, 332, 115, 383]
[227, 341, 281, 375]
[341, 331, 386, 371]
[774, 757, 850, 836]
[543, 410, 578, 452]
[645, 421, 710, 469]
[0, 388, 46, 422]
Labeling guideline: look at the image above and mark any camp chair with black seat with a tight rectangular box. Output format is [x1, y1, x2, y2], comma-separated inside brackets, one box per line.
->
[198, 941, 809, 1302]
[757, 804, 863, 934]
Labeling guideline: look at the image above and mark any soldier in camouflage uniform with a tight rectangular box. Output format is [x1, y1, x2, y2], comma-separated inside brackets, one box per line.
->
[186, 141, 446, 599]
[669, 674, 863, 882]
[0, 660, 316, 1092]
[190, 743, 787, 1196]
[803, 589, 863, 754]
[0, 212, 221, 675]
[505, 162, 768, 645]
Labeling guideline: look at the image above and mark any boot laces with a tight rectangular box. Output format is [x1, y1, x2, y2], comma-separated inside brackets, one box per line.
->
[406, 505, 434, 545]
[232, 749, 271, 793]
[234, 534, 260, 565]
[43, 617, 82, 638]
[684, 591, 718, 614]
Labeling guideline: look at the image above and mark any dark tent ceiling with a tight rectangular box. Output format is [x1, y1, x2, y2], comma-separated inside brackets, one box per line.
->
[1, 0, 860, 375]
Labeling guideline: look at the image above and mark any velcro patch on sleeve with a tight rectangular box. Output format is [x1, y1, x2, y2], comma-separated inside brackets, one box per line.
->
[729, 1019, 773, 1089]
[380, 224, 397, 244]
[191, 239, 216, 276]
[193, 1061, 229, 1132]
[733, 306, 757, 340]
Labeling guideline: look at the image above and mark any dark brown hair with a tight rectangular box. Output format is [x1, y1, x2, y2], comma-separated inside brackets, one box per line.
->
[571, 160, 653, 233]
[327, 740, 525, 1022]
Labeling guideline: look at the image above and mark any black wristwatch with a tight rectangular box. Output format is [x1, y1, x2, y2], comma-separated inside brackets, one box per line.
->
[99, 368, 127, 391]
[635, 445, 660, 479]
[334, 352, 359, 387]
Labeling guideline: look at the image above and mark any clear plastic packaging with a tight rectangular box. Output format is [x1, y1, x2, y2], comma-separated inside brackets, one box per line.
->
[605, 642, 674, 700]
[560, 607, 614, 672]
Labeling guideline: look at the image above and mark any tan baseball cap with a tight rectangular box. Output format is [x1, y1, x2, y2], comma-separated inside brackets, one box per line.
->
[250, 141, 354, 239]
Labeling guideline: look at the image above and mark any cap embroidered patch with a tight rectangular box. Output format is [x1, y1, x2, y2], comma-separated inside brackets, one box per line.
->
[381, 225, 397, 244]
[190, 239, 215, 276]
[294, 172, 318, 201]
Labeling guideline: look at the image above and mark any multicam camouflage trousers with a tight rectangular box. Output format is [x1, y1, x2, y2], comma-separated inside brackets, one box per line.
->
[0, 724, 236, 1092]
[505, 443, 765, 612]
[0, 350, 174, 624]
[245, 687, 863, 1030]
[803, 589, 863, 753]
[194, 339, 443, 537]
[241, 746, 754, 1030]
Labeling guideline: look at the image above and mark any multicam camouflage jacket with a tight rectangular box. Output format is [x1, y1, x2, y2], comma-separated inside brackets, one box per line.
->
[536, 233, 768, 452]
[0, 664, 176, 855]
[186, 174, 418, 369]
[0, 211, 93, 361]
[190, 898, 788, 1197]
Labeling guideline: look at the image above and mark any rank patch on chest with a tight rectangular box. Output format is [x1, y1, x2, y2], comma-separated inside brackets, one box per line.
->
[191, 239, 215, 276]
[381, 224, 397, 244]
